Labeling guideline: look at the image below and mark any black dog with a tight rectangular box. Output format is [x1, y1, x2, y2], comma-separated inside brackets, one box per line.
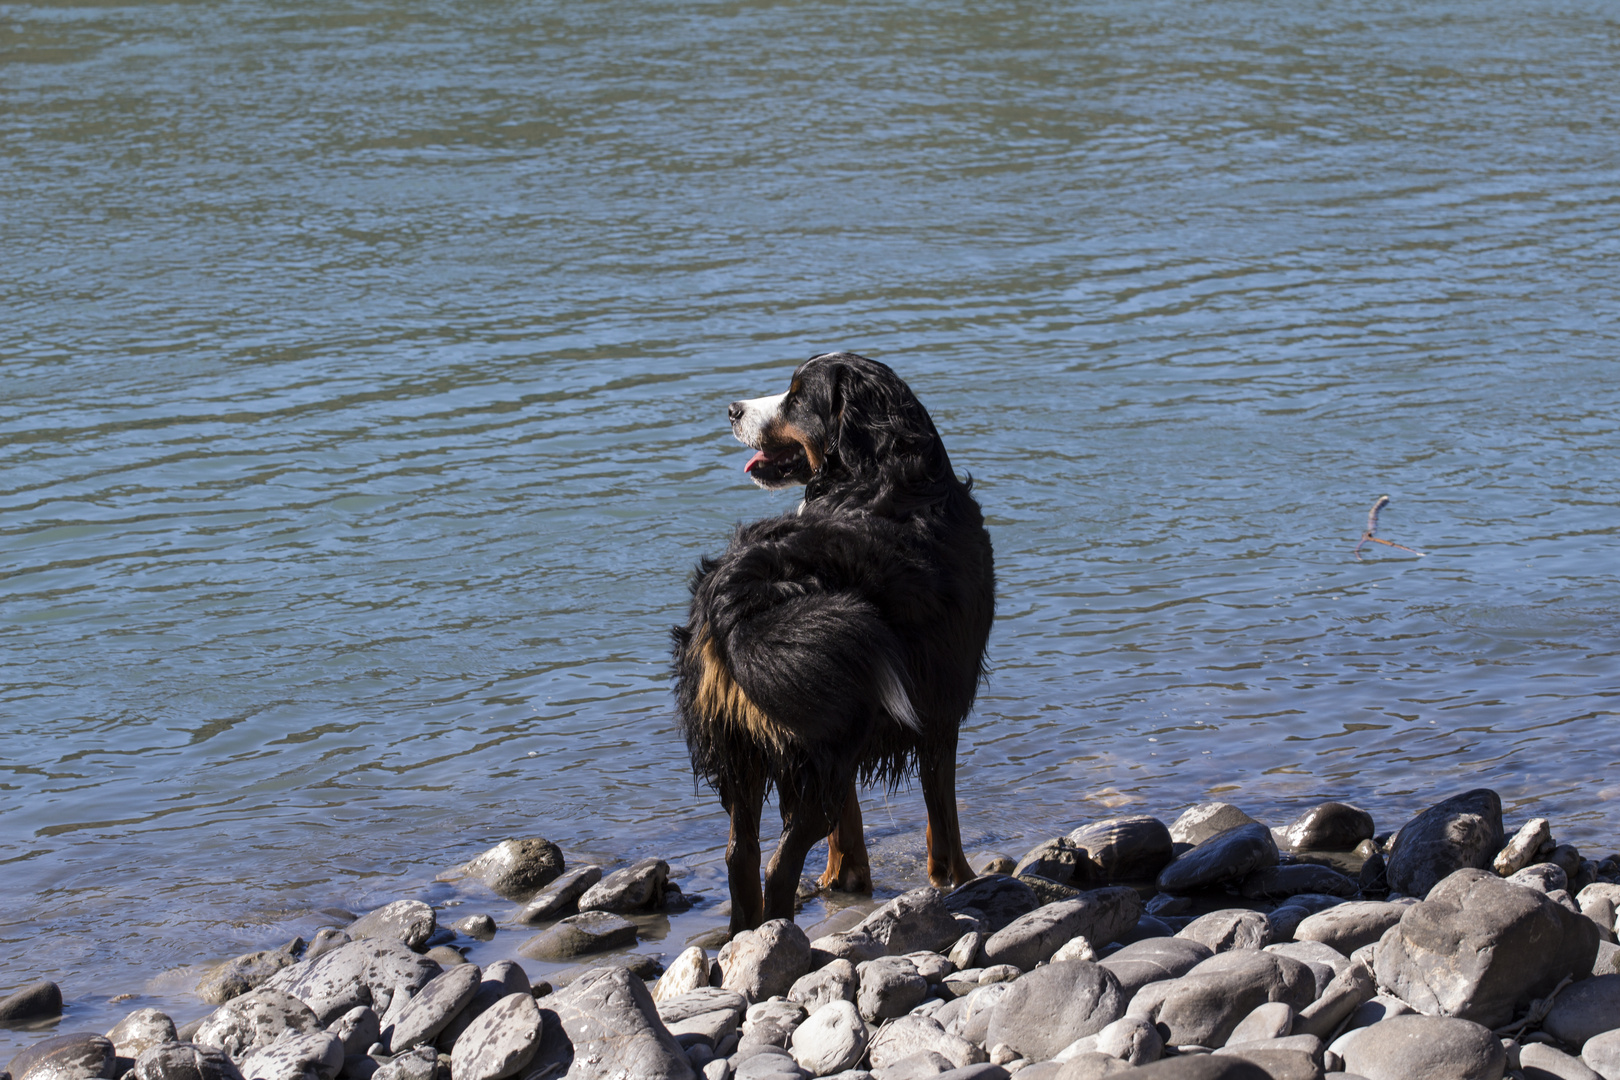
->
[672, 352, 995, 933]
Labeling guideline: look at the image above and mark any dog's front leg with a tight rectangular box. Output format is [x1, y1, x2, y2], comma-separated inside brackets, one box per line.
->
[762, 782, 838, 922]
[722, 776, 766, 934]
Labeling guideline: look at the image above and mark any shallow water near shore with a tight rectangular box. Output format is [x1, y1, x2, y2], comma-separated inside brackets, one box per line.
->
[4, 0, 1620, 1055]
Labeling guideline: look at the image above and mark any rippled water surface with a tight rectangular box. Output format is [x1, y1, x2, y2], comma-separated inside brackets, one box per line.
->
[4, 0, 1619, 1051]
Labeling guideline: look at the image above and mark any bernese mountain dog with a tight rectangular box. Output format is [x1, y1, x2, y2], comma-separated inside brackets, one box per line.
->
[672, 352, 995, 933]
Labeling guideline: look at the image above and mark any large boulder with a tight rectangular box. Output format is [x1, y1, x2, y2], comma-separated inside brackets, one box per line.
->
[193, 989, 321, 1059]
[131, 1043, 244, 1080]
[983, 961, 1126, 1062]
[856, 887, 961, 955]
[452, 838, 566, 900]
[1126, 950, 1315, 1048]
[1067, 815, 1176, 883]
[0, 981, 63, 1023]
[577, 858, 670, 914]
[944, 876, 1041, 934]
[981, 888, 1142, 970]
[1383, 789, 1504, 899]
[268, 938, 442, 1024]
[530, 966, 696, 1080]
[5, 1034, 115, 1080]
[721, 919, 813, 1004]
[1157, 825, 1279, 894]
[1277, 802, 1375, 852]
[449, 991, 544, 1080]
[1333, 1013, 1506, 1080]
[346, 900, 436, 951]
[1372, 868, 1600, 1028]
[1097, 937, 1214, 997]
[1541, 974, 1620, 1047]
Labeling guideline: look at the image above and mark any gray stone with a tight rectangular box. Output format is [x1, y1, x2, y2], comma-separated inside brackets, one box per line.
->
[1582, 1029, 1620, 1080]
[944, 878, 1041, 934]
[1125, 950, 1315, 1048]
[1578, 884, 1620, 944]
[1293, 963, 1374, 1041]
[948, 933, 986, 971]
[973, 854, 1017, 876]
[531, 965, 698, 1079]
[1208, 1046, 1321, 1080]
[722, 920, 813, 1004]
[906, 951, 953, 985]
[1266, 906, 1310, 945]
[1239, 865, 1359, 902]
[1097, 937, 1213, 998]
[1089, 1059, 1270, 1079]
[1510, 862, 1569, 894]
[1334, 1014, 1505, 1080]
[0, 981, 64, 1023]
[1592, 940, 1620, 977]
[789, 1000, 868, 1076]
[1495, 819, 1553, 877]
[237, 1031, 344, 1080]
[858, 888, 962, 956]
[578, 858, 671, 914]
[452, 915, 496, 941]
[1340, 995, 1410, 1033]
[194, 990, 321, 1060]
[516, 865, 604, 924]
[6, 1035, 114, 1080]
[953, 983, 1013, 1046]
[655, 947, 713, 1004]
[1177, 910, 1272, 953]
[383, 963, 482, 1052]
[1157, 825, 1279, 894]
[1050, 1053, 1132, 1078]
[1383, 789, 1504, 900]
[271, 939, 443, 1025]
[809, 931, 886, 968]
[1052, 936, 1098, 963]
[1170, 805, 1262, 847]
[434, 961, 530, 1055]
[132, 1043, 244, 1080]
[656, 988, 748, 1047]
[518, 911, 639, 962]
[1016, 838, 1086, 884]
[857, 957, 928, 1022]
[198, 950, 302, 1006]
[106, 1010, 178, 1061]
[984, 961, 1125, 1062]
[977, 965, 1020, 985]
[325, 1007, 379, 1057]
[347, 901, 436, 952]
[730, 1047, 806, 1080]
[789, 959, 858, 1014]
[867, 1016, 985, 1071]
[981, 889, 1142, 970]
[1065, 1014, 1163, 1066]
[1019, 874, 1083, 905]
[425, 946, 466, 968]
[370, 1047, 434, 1080]
[1226, 1002, 1293, 1044]
[1279, 804, 1375, 853]
[448, 992, 542, 1080]
[1373, 868, 1601, 1028]
[1264, 941, 1350, 993]
[1292, 903, 1409, 957]
[453, 838, 565, 900]
[1521, 1043, 1603, 1080]
[1067, 816, 1176, 884]
[869, 1051, 952, 1079]
[1543, 974, 1620, 1048]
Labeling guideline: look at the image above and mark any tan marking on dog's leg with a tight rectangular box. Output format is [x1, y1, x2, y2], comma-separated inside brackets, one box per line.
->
[819, 779, 872, 893]
[722, 774, 766, 935]
[764, 784, 837, 923]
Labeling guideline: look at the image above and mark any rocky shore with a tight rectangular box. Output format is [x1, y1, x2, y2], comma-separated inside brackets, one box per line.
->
[5, 788, 1620, 1080]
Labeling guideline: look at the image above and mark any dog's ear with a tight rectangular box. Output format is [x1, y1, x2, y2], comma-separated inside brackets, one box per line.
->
[827, 359, 935, 475]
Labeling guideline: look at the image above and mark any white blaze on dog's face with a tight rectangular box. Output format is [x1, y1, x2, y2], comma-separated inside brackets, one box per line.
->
[727, 387, 817, 490]
[728, 392, 786, 451]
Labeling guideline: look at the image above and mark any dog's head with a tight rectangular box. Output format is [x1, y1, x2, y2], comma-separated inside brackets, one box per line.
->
[728, 352, 952, 498]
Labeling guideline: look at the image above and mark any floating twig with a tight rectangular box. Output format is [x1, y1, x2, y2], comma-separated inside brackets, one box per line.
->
[1352, 494, 1426, 561]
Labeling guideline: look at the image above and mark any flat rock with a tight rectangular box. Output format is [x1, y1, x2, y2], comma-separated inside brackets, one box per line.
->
[448, 991, 543, 1080]
[1334, 1014, 1505, 1080]
[453, 837, 565, 900]
[809, 930, 886, 967]
[856, 957, 928, 1022]
[516, 865, 604, 924]
[1520, 1043, 1603, 1080]
[132, 1043, 244, 1080]
[1239, 865, 1359, 902]
[106, 1010, 178, 1060]
[0, 981, 64, 1023]
[1383, 789, 1504, 899]
[434, 960, 530, 1054]
[944, 877, 1041, 934]
[1373, 868, 1600, 1028]
[655, 988, 747, 1046]
[6, 1035, 114, 1080]
[1067, 816, 1176, 884]
[237, 1031, 344, 1080]
[984, 961, 1125, 1062]
[578, 858, 670, 913]
[1581, 1029, 1620, 1080]
[1278, 803, 1375, 853]
[1510, 862, 1569, 894]
[347, 901, 436, 951]
[194, 989, 321, 1059]
[789, 999, 868, 1075]
[1292, 903, 1409, 957]
[1125, 950, 1315, 1048]
[1097, 937, 1213, 997]
[1157, 825, 1279, 894]
[1170, 804, 1262, 847]
[1177, 910, 1272, 953]
[1542, 974, 1620, 1047]
[1016, 838, 1086, 884]
[1094, 1059, 1270, 1079]
[867, 1016, 985, 1071]
[981, 888, 1142, 970]
[788, 959, 857, 1014]
[270, 938, 442, 1025]
[857, 888, 962, 955]
[533, 966, 696, 1080]
[722, 919, 813, 1004]
[383, 962, 482, 1051]
[518, 911, 639, 962]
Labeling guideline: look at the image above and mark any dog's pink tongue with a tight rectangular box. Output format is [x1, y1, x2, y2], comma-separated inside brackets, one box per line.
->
[744, 450, 767, 473]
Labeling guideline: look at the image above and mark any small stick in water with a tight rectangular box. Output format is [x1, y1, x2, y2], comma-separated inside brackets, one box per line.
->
[1353, 494, 1426, 561]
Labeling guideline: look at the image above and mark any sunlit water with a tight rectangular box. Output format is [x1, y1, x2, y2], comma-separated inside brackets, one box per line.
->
[4, 0, 1618, 1054]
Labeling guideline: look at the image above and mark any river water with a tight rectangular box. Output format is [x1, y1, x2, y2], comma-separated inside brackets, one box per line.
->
[3, 0, 1618, 1052]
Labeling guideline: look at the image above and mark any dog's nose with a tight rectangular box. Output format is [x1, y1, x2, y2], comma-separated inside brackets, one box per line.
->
[728, 402, 745, 424]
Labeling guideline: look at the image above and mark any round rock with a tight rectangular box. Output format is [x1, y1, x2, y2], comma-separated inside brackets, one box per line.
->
[652, 946, 711, 1003]
[1157, 824, 1279, 894]
[1239, 864, 1359, 901]
[106, 1009, 178, 1060]
[132, 1043, 244, 1080]
[346, 900, 436, 951]
[855, 886, 961, 955]
[944, 876, 1041, 934]
[721, 919, 813, 1004]
[1097, 936, 1214, 997]
[1177, 909, 1272, 953]
[517, 911, 638, 961]
[1383, 788, 1504, 899]
[981, 889, 1143, 970]
[1292, 901, 1409, 956]
[1068, 815, 1176, 883]
[0, 981, 63, 1023]
[1335, 1014, 1506, 1080]
[193, 989, 321, 1059]
[788, 999, 867, 1076]
[984, 960, 1125, 1062]
[453, 837, 565, 900]
[577, 857, 670, 914]
[236, 1031, 344, 1080]
[6, 1034, 114, 1080]
[1170, 803, 1262, 847]
[1278, 802, 1375, 852]
[1542, 974, 1620, 1048]
[1582, 1029, 1620, 1080]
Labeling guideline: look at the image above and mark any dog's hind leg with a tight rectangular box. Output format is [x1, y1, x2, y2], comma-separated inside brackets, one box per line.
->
[921, 749, 976, 888]
[762, 782, 839, 922]
[818, 778, 872, 893]
[722, 772, 767, 934]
